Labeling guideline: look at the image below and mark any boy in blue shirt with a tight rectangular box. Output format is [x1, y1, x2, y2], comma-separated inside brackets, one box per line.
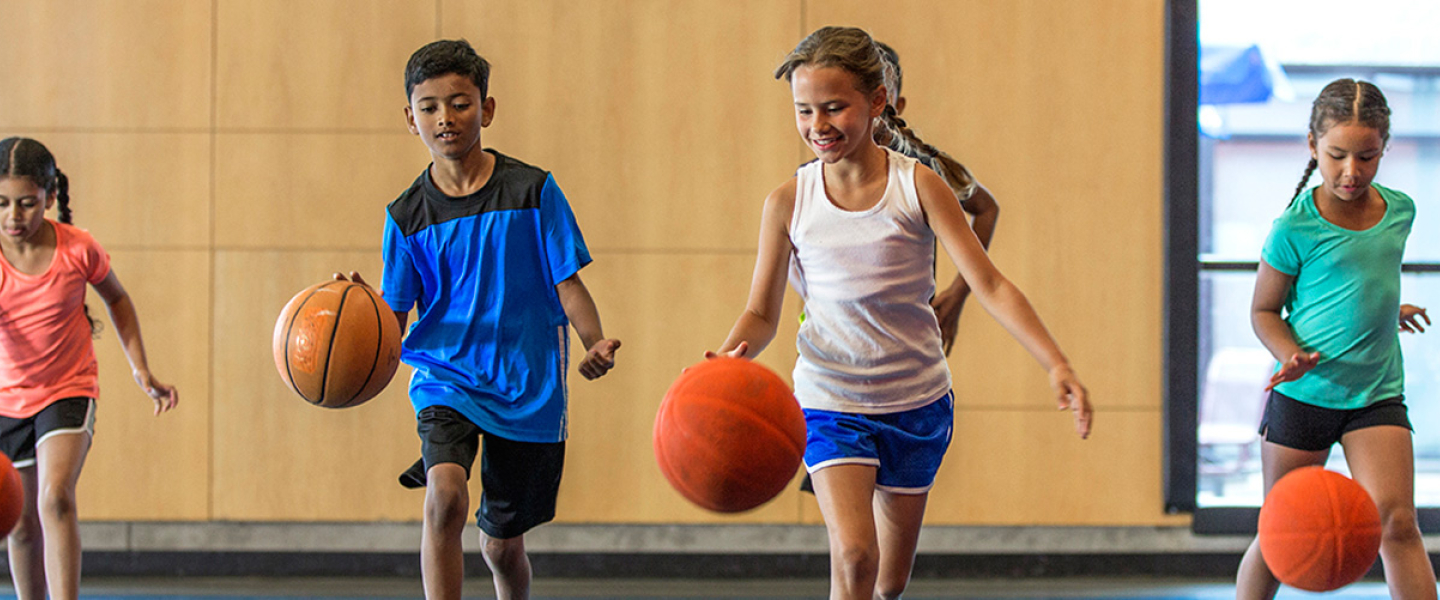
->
[343, 39, 619, 600]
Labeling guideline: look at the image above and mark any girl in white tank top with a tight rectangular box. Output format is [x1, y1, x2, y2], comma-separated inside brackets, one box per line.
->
[708, 26, 1093, 600]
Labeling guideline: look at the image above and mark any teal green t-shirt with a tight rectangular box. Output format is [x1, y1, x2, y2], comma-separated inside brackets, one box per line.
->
[1260, 184, 1414, 409]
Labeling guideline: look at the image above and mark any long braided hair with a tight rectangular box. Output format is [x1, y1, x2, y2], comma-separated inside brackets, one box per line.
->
[1289, 79, 1391, 206]
[873, 42, 978, 202]
[1, 137, 101, 335]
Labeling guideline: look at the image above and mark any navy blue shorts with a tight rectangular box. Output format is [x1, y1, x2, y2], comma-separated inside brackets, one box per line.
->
[405, 406, 565, 539]
[803, 392, 953, 494]
[1259, 390, 1411, 452]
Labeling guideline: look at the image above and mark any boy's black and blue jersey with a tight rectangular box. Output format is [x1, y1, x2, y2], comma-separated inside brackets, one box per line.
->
[381, 150, 590, 443]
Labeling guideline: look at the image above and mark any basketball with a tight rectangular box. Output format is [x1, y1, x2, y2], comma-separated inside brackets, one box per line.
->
[0, 453, 21, 537]
[1258, 466, 1382, 592]
[653, 358, 806, 513]
[272, 280, 402, 409]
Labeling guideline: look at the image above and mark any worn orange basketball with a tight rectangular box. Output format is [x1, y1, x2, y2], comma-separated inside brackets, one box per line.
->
[0, 453, 21, 537]
[653, 358, 805, 513]
[1259, 467, 1381, 592]
[272, 280, 402, 409]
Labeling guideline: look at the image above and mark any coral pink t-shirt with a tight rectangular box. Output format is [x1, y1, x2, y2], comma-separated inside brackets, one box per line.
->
[0, 221, 111, 417]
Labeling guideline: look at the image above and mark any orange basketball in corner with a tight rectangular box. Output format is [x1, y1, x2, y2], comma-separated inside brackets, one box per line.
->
[653, 358, 806, 513]
[273, 280, 402, 409]
[1259, 466, 1381, 592]
[0, 452, 23, 537]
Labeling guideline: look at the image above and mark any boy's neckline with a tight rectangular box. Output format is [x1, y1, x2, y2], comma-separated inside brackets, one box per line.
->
[427, 148, 498, 198]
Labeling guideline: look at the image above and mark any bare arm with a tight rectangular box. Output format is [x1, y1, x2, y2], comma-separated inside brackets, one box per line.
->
[712, 181, 796, 360]
[93, 271, 178, 415]
[932, 183, 1000, 355]
[1251, 260, 1317, 389]
[916, 168, 1090, 438]
[557, 273, 620, 380]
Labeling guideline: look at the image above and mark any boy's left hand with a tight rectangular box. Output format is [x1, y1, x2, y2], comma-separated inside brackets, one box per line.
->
[1400, 304, 1429, 333]
[579, 339, 621, 380]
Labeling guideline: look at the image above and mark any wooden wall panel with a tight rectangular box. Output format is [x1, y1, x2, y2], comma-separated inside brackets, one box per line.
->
[441, 0, 803, 252]
[556, 252, 804, 523]
[210, 250, 431, 521]
[215, 0, 436, 130]
[18, 133, 212, 249]
[804, 0, 1165, 414]
[213, 134, 431, 249]
[79, 250, 211, 520]
[0, 0, 212, 129]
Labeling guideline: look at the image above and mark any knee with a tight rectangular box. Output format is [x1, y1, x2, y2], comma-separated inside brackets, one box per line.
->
[37, 482, 76, 522]
[481, 533, 526, 567]
[423, 485, 468, 531]
[1379, 504, 1423, 546]
[833, 543, 880, 588]
[7, 509, 41, 546]
[875, 584, 907, 600]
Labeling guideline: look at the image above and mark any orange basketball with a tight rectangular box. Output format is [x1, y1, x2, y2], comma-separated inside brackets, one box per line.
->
[653, 358, 806, 513]
[273, 280, 402, 409]
[1259, 466, 1381, 592]
[0, 453, 21, 537]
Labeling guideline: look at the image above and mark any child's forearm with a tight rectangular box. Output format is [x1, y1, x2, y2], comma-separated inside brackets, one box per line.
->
[104, 293, 154, 378]
[972, 278, 1069, 372]
[556, 275, 605, 349]
[1252, 310, 1305, 361]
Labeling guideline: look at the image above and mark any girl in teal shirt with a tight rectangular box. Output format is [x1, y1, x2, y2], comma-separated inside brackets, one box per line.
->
[1238, 79, 1436, 600]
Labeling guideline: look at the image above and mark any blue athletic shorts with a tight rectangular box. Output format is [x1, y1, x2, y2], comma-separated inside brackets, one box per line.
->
[802, 391, 954, 494]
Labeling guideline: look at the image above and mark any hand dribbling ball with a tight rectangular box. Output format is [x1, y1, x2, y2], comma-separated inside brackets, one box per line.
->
[1258, 466, 1381, 592]
[273, 280, 402, 408]
[654, 358, 805, 513]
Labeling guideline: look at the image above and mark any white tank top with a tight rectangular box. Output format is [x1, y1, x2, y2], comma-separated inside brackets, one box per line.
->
[788, 148, 951, 413]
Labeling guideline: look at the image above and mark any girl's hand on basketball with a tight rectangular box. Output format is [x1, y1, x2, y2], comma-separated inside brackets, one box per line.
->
[1400, 304, 1429, 333]
[578, 338, 620, 380]
[703, 342, 749, 361]
[133, 369, 179, 415]
[1266, 351, 1320, 391]
[1049, 364, 1091, 439]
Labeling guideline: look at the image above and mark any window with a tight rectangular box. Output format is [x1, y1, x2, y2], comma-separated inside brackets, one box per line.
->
[1167, 0, 1440, 528]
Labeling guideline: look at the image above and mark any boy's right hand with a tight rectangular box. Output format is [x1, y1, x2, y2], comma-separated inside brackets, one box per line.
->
[1266, 351, 1320, 391]
[333, 271, 371, 287]
[578, 339, 621, 380]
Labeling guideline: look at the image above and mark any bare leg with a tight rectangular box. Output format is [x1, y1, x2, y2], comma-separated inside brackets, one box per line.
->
[1236, 440, 1329, 600]
[6, 464, 44, 599]
[1342, 425, 1437, 600]
[811, 465, 879, 600]
[481, 532, 530, 600]
[34, 432, 91, 600]
[872, 489, 928, 600]
[421, 463, 469, 600]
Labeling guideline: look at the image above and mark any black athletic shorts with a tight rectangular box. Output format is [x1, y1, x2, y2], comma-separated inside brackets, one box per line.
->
[1259, 390, 1411, 452]
[403, 406, 565, 539]
[0, 397, 96, 468]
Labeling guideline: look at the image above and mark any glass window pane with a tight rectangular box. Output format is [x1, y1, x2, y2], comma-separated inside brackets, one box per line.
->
[1198, 272, 1440, 506]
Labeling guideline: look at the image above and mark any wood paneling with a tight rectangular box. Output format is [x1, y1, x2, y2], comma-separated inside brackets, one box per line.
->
[210, 250, 427, 521]
[442, 0, 803, 252]
[213, 133, 431, 249]
[22, 133, 212, 249]
[215, 0, 436, 130]
[0, 0, 212, 129]
[807, 0, 1164, 411]
[80, 250, 211, 520]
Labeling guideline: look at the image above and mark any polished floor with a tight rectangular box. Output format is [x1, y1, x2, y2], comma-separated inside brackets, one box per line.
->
[2, 577, 1397, 599]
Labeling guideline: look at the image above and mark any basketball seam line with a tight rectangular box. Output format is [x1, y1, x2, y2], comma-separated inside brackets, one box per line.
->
[318, 282, 350, 406]
[340, 289, 385, 409]
[283, 283, 331, 404]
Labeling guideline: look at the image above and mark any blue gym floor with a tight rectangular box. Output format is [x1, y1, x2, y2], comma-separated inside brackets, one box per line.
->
[9, 577, 1395, 599]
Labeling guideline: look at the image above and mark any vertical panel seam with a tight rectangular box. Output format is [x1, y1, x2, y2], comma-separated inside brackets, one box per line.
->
[208, 0, 220, 521]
